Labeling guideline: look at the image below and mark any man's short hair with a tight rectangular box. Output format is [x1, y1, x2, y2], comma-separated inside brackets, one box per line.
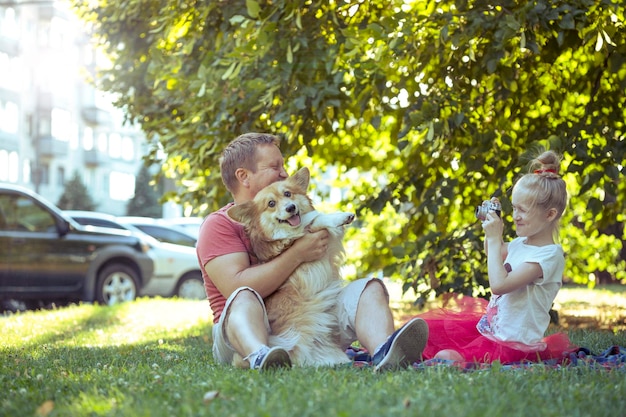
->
[220, 133, 281, 193]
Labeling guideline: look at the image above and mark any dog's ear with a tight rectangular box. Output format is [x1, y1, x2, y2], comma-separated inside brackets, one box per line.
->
[291, 167, 310, 192]
[228, 203, 252, 225]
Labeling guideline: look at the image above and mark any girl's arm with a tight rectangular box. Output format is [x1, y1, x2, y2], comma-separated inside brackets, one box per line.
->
[485, 237, 542, 295]
[484, 236, 508, 262]
[482, 209, 537, 295]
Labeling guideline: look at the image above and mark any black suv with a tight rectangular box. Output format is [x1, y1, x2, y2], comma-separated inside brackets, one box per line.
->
[0, 184, 154, 306]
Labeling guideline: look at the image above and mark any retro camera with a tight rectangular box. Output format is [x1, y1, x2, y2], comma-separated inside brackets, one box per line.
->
[474, 200, 502, 221]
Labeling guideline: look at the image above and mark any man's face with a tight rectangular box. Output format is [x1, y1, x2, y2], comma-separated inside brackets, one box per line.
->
[248, 144, 288, 197]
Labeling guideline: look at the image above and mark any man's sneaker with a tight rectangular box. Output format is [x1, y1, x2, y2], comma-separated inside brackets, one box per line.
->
[372, 317, 429, 372]
[253, 346, 292, 371]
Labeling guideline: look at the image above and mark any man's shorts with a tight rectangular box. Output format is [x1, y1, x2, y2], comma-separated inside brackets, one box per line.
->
[211, 277, 388, 364]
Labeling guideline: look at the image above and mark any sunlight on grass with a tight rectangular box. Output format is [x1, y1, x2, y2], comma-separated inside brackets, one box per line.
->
[88, 298, 212, 346]
[1, 298, 212, 348]
[553, 285, 626, 331]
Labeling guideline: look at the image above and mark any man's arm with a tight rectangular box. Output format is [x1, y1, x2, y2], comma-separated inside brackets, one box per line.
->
[205, 229, 330, 299]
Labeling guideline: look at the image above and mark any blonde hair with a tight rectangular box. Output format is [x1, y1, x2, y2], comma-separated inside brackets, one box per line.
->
[513, 150, 567, 239]
[219, 133, 281, 193]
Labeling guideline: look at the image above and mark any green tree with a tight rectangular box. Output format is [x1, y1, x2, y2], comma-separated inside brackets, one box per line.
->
[73, 0, 625, 302]
[126, 164, 162, 218]
[57, 171, 96, 211]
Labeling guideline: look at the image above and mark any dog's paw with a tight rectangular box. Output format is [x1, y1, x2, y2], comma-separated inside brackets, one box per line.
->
[310, 212, 355, 230]
[337, 212, 355, 226]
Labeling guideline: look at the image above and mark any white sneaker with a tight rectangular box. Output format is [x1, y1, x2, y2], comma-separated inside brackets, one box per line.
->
[253, 346, 292, 371]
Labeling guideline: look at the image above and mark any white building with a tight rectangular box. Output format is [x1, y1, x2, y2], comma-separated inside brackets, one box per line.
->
[0, 0, 147, 215]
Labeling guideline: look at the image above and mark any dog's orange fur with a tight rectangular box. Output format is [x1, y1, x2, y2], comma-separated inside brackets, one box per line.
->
[228, 167, 355, 367]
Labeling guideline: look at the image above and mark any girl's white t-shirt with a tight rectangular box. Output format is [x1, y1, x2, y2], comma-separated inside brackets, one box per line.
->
[476, 237, 565, 351]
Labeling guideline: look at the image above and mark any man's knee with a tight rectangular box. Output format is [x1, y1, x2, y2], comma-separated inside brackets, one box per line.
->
[231, 287, 261, 305]
[225, 287, 265, 323]
[363, 278, 389, 302]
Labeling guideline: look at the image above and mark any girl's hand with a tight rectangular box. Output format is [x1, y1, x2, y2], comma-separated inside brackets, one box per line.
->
[482, 210, 503, 240]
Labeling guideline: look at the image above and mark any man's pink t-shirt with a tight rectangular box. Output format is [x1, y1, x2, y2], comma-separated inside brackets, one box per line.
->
[196, 203, 257, 323]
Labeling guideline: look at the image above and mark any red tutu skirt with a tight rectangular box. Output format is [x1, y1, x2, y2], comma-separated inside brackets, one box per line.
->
[413, 296, 576, 364]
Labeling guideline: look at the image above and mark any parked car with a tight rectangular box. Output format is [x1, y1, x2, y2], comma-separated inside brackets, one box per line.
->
[0, 184, 154, 307]
[162, 216, 204, 239]
[117, 216, 197, 248]
[65, 211, 206, 300]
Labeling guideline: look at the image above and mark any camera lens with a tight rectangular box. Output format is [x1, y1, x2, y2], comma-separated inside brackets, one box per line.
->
[475, 205, 486, 221]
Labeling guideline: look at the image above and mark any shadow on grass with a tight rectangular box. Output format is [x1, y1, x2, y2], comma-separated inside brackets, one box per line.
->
[0, 298, 216, 412]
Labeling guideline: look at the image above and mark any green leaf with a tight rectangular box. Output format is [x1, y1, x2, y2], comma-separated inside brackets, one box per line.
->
[72, 0, 626, 299]
[221, 61, 238, 80]
[246, 0, 260, 18]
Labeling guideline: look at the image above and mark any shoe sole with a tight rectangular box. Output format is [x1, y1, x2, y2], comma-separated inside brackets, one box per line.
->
[259, 347, 292, 371]
[374, 317, 429, 372]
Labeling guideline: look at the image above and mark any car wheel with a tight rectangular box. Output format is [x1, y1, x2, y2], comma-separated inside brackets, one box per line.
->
[96, 264, 139, 305]
[175, 273, 206, 300]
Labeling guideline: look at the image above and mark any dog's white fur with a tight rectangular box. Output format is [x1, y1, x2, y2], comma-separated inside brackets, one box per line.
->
[228, 167, 355, 367]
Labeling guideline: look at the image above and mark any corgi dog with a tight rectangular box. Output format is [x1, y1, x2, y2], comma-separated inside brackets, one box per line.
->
[228, 167, 355, 367]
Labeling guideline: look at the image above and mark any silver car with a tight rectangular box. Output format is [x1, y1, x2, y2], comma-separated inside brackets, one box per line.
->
[65, 211, 206, 300]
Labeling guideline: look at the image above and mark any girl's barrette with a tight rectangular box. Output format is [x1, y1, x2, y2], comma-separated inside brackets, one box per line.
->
[534, 168, 557, 174]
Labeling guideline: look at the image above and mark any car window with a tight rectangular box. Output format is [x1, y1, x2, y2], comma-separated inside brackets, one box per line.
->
[0, 194, 56, 232]
[131, 224, 196, 247]
[73, 217, 125, 230]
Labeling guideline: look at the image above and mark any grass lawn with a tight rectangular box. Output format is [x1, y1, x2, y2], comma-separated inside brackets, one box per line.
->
[1, 286, 625, 417]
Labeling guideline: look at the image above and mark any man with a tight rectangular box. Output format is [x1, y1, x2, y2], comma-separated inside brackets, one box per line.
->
[197, 132, 428, 371]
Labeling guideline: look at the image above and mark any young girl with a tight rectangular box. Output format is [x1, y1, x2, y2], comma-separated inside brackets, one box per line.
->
[418, 150, 576, 363]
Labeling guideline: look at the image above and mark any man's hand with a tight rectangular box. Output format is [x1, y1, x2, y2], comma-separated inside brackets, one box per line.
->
[291, 229, 330, 262]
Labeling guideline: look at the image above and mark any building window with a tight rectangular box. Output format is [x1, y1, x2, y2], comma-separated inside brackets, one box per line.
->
[84, 168, 94, 188]
[57, 166, 65, 186]
[0, 150, 17, 183]
[0, 101, 19, 134]
[50, 16, 68, 50]
[109, 132, 121, 159]
[0, 150, 7, 181]
[8, 151, 18, 183]
[109, 171, 135, 201]
[70, 122, 79, 149]
[38, 112, 51, 137]
[38, 21, 51, 48]
[51, 108, 71, 141]
[0, 53, 9, 90]
[38, 164, 50, 185]
[0, 7, 19, 39]
[83, 126, 94, 150]
[97, 132, 107, 153]
[122, 136, 135, 161]
[103, 172, 109, 194]
[23, 159, 31, 184]
[7, 102, 18, 133]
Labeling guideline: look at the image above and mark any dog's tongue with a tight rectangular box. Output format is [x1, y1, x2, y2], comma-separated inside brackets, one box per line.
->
[287, 214, 301, 227]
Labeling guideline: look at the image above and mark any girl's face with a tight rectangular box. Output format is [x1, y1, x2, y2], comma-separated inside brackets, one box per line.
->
[510, 188, 555, 244]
